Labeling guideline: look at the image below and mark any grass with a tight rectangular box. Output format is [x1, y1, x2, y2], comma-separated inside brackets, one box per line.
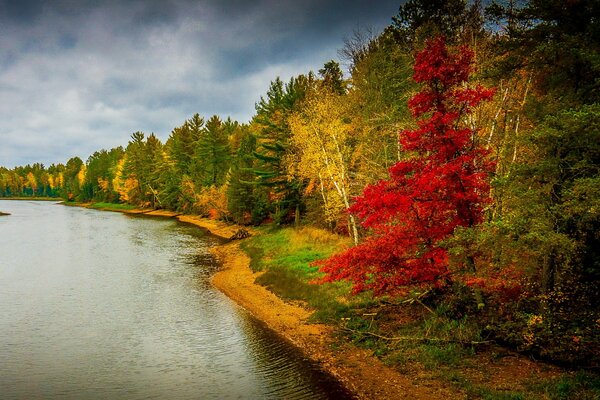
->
[240, 225, 374, 322]
[238, 224, 600, 400]
[439, 372, 527, 399]
[89, 202, 137, 211]
[441, 370, 600, 400]
[527, 371, 600, 400]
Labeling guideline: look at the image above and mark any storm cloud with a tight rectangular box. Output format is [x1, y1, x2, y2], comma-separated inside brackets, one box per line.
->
[0, 0, 400, 167]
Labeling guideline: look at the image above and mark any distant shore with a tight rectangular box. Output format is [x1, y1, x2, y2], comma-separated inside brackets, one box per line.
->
[0, 197, 59, 201]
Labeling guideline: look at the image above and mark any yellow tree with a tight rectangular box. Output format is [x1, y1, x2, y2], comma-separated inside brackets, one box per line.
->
[112, 158, 130, 202]
[26, 172, 37, 196]
[288, 87, 359, 244]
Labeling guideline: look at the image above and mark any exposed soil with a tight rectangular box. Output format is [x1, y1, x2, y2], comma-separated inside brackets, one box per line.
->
[207, 239, 461, 399]
[69, 204, 574, 399]
[181, 217, 569, 400]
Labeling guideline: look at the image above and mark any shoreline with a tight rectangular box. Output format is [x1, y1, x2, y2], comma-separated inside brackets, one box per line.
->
[208, 239, 456, 400]
[0, 197, 59, 201]
[64, 203, 456, 399]
[144, 212, 456, 399]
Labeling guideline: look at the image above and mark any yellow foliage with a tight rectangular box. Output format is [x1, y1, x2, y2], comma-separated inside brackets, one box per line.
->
[56, 172, 64, 189]
[123, 177, 139, 203]
[288, 87, 360, 241]
[77, 165, 86, 187]
[193, 184, 228, 219]
[97, 177, 109, 192]
[112, 158, 129, 202]
[26, 172, 37, 191]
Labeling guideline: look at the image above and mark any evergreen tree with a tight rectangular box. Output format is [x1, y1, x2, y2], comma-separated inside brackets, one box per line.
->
[194, 115, 231, 186]
[253, 75, 315, 224]
[227, 129, 269, 224]
[62, 157, 84, 201]
[486, 0, 600, 104]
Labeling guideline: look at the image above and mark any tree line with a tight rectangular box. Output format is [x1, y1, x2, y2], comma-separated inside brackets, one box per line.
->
[1, 0, 598, 365]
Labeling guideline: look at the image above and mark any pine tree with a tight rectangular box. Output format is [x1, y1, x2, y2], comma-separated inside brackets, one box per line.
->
[194, 115, 230, 186]
[252, 75, 314, 224]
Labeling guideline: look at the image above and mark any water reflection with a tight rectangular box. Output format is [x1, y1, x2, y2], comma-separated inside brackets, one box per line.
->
[0, 201, 351, 399]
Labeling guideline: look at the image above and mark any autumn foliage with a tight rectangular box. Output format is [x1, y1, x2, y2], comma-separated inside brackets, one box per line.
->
[316, 37, 495, 296]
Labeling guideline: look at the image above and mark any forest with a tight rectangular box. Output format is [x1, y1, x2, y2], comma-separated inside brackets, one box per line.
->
[2, 0, 599, 369]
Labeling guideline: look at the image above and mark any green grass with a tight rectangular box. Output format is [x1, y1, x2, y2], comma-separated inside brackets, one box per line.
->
[89, 202, 138, 211]
[528, 371, 600, 400]
[240, 225, 373, 322]
[442, 370, 600, 400]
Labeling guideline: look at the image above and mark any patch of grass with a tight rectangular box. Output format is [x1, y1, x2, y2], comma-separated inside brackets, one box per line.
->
[90, 202, 137, 211]
[240, 225, 372, 322]
[528, 371, 600, 400]
[420, 343, 473, 369]
[443, 371, 526, 399]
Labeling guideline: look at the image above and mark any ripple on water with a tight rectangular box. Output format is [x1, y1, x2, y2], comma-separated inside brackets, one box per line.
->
[0, 201, 352, 400]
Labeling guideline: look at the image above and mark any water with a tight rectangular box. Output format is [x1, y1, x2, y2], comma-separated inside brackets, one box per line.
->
[0, 200, 350, 399]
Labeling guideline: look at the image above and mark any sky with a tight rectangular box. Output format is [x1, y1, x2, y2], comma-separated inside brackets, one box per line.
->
[0, 0, 401, 168]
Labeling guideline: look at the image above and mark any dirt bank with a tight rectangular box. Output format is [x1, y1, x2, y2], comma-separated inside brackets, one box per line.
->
[202, 237, 460, 399]
[137, 211, 462, 398]
[71, 204, 460, 398]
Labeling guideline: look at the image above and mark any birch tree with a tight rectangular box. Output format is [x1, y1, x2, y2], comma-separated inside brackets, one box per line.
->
[288, 87, 360, 244]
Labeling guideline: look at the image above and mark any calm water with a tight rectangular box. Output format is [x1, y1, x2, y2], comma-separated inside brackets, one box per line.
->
[0, 200, 350, 399]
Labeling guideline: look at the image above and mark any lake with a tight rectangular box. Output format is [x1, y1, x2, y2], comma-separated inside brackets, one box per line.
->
[0, 200, 350, 399]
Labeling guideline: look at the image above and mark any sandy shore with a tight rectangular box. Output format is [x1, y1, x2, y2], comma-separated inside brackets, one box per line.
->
[176, 217, 458, 399]
[74, 204, 459, 399]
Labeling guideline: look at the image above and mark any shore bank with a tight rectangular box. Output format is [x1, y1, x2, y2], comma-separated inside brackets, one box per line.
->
[155, 214, 456, 399]
[73, 203, 455, 398]
[209, 239, 460, 400]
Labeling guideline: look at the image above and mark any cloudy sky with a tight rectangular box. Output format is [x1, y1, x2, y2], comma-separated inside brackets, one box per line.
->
[0, 0, 401, 168]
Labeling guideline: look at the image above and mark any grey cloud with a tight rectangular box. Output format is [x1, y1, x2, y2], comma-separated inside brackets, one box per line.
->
[0, 0, 401, 167]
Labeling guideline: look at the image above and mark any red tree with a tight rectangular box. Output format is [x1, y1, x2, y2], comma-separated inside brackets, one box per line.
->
[316, 37, 495, 296]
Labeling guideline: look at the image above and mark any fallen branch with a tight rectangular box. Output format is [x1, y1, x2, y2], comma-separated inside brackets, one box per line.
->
[229, 228, 251, 241]
[341, 326, 493, 346]
[399, 290, 435, 314]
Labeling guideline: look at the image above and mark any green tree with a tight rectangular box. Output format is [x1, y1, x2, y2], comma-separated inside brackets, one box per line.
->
[62, 157, 84, 201]
[83, 147, 124, 202]
[319, 60, 346, 94]
[193, 115, 231, 186]
[253, 75, 315, 224]
[121, 132, 164, 206]
[227, 128, 269, 224]
[391, 0, 485, 47]
[486, 0, 600, 105]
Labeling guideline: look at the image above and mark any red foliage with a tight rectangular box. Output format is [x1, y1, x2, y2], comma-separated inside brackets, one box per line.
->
[315, 37, 495, 296]
[464, 262, 523, 304]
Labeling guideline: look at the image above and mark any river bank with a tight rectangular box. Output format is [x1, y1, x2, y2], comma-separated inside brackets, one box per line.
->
[210, 239, 461, 399]
[63, 202, 597, 399]
[72, 202, 455, 399]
